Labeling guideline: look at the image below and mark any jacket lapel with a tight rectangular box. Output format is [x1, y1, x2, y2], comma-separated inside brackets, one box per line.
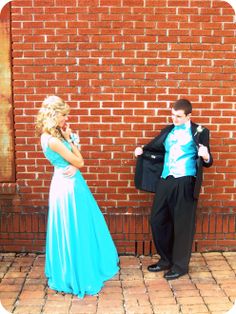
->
[160, 125, 174, 143]
[191, 122, 200, 146]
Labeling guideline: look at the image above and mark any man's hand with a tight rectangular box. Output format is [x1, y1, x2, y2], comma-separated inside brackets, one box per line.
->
[134, 146, 143, 157]
[198, 144, 210, 162]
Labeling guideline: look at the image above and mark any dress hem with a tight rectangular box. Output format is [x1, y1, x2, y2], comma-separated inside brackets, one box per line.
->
[46, 266, 119, 298]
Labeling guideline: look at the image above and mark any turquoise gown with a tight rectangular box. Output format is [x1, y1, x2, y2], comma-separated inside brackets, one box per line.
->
[41, 134, 119, 298]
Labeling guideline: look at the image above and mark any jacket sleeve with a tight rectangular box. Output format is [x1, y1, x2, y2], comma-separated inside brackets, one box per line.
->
[200, 128, 213, 168]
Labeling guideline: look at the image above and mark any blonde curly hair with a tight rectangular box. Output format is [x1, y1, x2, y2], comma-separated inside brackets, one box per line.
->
[36, 95, 70, 139]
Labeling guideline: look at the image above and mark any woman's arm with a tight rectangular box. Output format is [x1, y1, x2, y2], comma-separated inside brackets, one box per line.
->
[49, 137, 84, 168]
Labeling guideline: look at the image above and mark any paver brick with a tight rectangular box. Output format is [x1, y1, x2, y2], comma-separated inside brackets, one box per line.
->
[174, 289, 200, 297]
[149, 295, 177, 305]
[123, 294, 150, 306]
[124, 307, 153, 314]
[0, 252, 235, 314]
[203, 296, 232, 304]
[207, 302, 233, 312]
[181, 304, 209, 313]
[222, 287, 236, 298]
[152, 304, 180, 314]
[177, 296, 205, 305]
[148, 290, 173, 297]
[19, 290, 45, 299]
[14, 306, 43, 314]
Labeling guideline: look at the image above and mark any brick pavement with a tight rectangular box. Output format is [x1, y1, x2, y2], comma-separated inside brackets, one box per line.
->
[0, 252, 235, 314]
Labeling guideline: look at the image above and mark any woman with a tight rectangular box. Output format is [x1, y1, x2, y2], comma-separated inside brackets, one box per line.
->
[36, 95, 119, 298]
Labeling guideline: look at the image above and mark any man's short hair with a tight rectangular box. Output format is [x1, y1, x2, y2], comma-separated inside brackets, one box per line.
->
[172, 99, 192, 115]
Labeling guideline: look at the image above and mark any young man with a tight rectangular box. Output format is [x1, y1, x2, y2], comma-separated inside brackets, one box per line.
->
[135, 99, 213, 280]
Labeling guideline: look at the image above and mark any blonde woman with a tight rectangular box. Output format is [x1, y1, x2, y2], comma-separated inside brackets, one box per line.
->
[36, 95, 119, 298]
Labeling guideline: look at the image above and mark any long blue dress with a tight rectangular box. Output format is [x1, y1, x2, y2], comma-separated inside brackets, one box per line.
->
[41, 134, 119, 298]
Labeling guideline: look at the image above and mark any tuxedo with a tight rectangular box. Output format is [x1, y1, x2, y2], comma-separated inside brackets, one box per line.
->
[135, 121, 213, 199]
[135, 121, 213, 273]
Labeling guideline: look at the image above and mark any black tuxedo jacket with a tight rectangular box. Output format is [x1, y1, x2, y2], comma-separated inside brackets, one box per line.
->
[134, 121, 213, 199]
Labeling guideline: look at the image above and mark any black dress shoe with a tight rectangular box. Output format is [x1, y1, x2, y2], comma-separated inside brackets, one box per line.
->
[147, 263, 170, 272]
[164, 270, 187, 280]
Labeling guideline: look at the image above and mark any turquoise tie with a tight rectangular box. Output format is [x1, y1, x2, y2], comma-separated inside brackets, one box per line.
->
[174, 124, 186, 131]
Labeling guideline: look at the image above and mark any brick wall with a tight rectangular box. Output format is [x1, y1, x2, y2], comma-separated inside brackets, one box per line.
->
[0, 0, 235, 254]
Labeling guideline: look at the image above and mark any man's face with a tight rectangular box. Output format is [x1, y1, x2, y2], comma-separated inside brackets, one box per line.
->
[171, 108, 191, 126]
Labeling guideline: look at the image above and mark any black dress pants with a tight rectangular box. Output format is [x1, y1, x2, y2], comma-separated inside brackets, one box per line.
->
[150, 175, 198, 274]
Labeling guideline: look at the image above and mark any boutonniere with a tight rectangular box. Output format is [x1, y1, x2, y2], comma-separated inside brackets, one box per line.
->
[194, 125, 204, 136]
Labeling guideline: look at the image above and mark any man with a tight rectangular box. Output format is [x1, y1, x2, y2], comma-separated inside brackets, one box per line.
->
[134, 99, 213, 280]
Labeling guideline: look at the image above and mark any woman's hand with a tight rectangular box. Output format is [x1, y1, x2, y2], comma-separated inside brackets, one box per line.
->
[61, 123, 72, 141]
[63, 165, 77, 177]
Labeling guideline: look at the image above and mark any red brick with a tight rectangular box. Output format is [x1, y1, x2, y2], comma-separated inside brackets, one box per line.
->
[0, 0, 232, 253]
